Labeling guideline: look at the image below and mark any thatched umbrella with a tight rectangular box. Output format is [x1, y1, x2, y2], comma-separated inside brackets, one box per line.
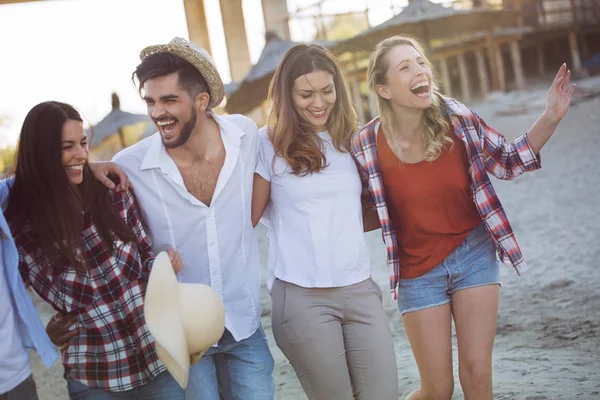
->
[89, 93, 154, 148]
[88, 93, 156, 148]
[224, 82, 240, 97]
[224, 33, 297, 115]
[88, 94, 155, 160]
[335, 0, 520, 52]
[225, 32, 334, 115]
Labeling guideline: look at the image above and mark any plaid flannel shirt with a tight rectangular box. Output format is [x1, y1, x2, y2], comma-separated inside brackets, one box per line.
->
[11, 189, 164, 392]
[351, 96, 542, 299]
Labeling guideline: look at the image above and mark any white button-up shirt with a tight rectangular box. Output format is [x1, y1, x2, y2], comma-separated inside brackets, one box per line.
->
[113, 113, 261, 341]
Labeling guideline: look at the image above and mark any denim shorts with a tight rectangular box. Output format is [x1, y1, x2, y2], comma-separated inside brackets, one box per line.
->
[397, 223, 502, 315]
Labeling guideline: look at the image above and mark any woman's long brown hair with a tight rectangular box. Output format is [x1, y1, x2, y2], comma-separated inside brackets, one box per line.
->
[267, 44, 358, 176]
[6, 101, 137, 273]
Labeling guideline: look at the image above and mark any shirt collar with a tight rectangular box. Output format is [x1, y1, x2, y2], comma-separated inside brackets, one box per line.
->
[139, 112, 247, 173]
[440, 95, 469, 117]
[140, 133, 168, 172]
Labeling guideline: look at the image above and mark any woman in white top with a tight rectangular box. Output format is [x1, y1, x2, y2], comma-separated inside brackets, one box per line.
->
[252, 44, 398, 400]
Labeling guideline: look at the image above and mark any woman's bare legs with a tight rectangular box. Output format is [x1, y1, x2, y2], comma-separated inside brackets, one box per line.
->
[403, 304, 454, 400]
[452, 285, 499, 400]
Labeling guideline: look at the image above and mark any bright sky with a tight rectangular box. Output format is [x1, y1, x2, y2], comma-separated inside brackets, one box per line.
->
[0, 0, 403, 147]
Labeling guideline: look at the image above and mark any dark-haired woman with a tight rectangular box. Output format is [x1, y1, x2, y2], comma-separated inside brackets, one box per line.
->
[5, 101, 184, 400]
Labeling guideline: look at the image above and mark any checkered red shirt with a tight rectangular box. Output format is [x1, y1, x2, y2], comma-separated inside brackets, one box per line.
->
[352, 96, 542, 299]
[12, 189, 164, 392]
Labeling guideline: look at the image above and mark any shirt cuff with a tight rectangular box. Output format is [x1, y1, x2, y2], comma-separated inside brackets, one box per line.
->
[516, 133, 542, 171]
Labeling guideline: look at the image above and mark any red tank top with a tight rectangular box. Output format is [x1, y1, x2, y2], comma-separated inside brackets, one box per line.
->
[377, 126, 482, 279]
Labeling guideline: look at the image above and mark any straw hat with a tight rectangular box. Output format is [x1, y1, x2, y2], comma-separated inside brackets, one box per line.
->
[140, 37, 225, 108]
[144, 252, 226, 389]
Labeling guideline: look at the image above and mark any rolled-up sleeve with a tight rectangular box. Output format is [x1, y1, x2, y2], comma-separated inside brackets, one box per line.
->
[476, 112, 542, 180]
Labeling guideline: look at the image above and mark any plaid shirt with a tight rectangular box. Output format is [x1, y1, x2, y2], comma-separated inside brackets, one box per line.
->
[11, 189, 164, 392]
[352, 96, 542, 299]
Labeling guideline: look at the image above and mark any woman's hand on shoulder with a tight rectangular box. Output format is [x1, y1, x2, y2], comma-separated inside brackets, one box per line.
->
[89, 161, 131, 192]
[166, 249, 183, 273]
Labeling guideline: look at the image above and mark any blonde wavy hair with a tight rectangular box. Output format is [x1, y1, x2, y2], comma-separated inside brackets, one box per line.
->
[367, 35, 451, 161]
[267, 44, 358, 176]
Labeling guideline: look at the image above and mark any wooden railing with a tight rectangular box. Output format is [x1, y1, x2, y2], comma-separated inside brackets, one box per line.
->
[503, 0, 600, 27]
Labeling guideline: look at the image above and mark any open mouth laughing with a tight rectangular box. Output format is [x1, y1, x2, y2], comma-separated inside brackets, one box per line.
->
[155, 118, 178, 138]
[410, 81, 430, 98]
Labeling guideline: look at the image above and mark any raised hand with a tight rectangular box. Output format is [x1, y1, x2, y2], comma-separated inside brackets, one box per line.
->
[545, 63, 576, 125]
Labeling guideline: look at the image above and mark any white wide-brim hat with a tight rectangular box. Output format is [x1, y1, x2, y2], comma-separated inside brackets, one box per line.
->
[140, 37, 225, 108]
[144, 252, 225, 389]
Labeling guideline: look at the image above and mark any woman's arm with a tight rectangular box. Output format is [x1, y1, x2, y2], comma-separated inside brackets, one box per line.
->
[526, 64, 575, 154]
[363, 205, 381, 232]
[251, 173, 271, 228]
[120, 189, 182, 274]
[18, 255, 63, 313]
[478, 64, 574, 181]
[354, 155, 380, 232]
[122, 189, 155, 275]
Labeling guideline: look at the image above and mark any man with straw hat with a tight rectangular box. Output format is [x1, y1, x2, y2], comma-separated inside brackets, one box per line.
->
[110, 37, 275, 399]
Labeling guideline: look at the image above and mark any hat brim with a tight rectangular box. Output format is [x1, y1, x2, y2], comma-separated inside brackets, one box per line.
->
[144, 252, 190, 389]
[140, 44, 225, 109]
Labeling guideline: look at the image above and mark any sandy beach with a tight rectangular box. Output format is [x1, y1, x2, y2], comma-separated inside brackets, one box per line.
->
[28, 74, 600, 399]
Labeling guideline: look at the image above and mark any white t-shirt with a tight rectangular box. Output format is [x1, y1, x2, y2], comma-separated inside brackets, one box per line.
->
[256, 127, 371, 290]
[0, 249, 31, 394]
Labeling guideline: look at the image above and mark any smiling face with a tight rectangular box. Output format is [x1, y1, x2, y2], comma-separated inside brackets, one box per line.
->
[61, 119, 88, 186]
[291, 70, 337, 132]
[376, 44, 434, 110]
[143, 72, 199, 149]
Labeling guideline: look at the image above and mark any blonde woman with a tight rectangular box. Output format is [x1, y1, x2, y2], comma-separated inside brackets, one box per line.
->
[252, 44, 398, 399]
[352, 35, 574, 400]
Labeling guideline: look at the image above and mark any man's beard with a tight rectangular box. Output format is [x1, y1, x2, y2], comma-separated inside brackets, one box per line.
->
[162, 107, 197, 149]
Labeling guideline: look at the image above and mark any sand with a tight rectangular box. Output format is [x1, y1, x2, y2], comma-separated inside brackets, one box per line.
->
[29, 75, 600, 399]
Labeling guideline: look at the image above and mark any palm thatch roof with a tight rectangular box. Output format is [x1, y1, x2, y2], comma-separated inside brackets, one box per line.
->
[224, 82, 240, 96]
[336, 0, 519, 52]
[225, 32, 334, 114]
[88, 93, 154, 147]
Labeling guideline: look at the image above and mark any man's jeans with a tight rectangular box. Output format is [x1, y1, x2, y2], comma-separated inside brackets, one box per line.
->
[67, 371, 184, 399]
[186, 326, 275, 400]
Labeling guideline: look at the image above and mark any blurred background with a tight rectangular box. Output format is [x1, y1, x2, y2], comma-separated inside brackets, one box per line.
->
[0, 0, 599, 167]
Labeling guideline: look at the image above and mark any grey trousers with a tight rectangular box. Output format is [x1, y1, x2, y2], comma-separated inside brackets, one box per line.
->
[271, 277, 399, 400]
[0, 375, 38, 400]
